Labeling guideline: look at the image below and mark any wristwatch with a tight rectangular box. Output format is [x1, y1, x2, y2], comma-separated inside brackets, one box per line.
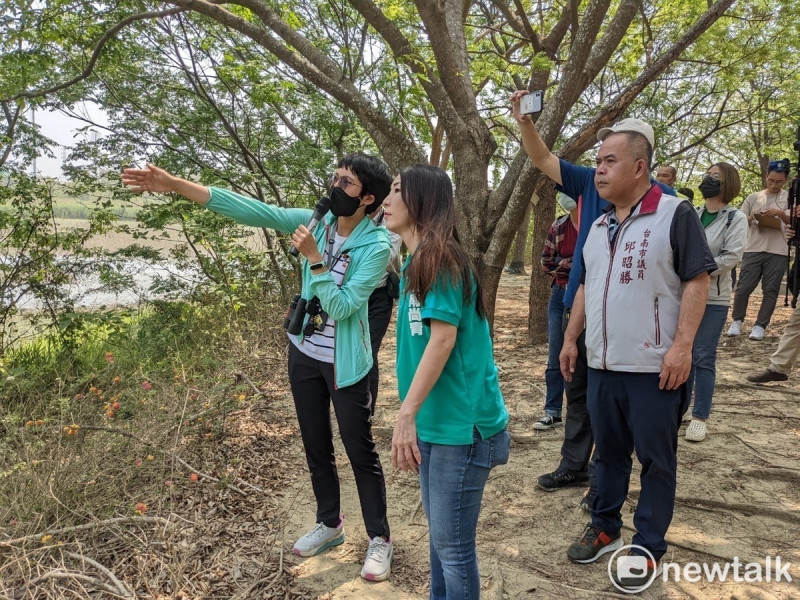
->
[309, 262, 326, 272]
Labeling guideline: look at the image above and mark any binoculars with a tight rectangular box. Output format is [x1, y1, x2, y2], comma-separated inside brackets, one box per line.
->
[284, 294, 328, 336]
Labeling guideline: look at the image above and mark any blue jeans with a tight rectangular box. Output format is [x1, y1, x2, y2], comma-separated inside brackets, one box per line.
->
[545, 285, 566, 417]
[686, 305, 729, 420]
[419, 428, 511, 600]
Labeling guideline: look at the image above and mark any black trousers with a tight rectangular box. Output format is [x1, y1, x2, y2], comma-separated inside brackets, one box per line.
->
[288, 344, 390, 539]
[558, 311, 594, 474]
[367, 284, 394, 415]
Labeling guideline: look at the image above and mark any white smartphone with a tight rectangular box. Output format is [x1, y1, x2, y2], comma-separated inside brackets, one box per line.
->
[520, 90, 543, 115]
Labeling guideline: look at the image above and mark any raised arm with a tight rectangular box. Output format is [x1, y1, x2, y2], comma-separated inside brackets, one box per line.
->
[121, 164, 210, 205]
[510, 91, 562, 185]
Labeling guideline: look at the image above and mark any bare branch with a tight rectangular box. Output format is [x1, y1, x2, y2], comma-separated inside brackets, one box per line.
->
[1, 516, 175, 547]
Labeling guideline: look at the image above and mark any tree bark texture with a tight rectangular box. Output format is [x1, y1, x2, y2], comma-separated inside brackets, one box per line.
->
[506, 199, 533, 275]
[528, 185, 556, 345]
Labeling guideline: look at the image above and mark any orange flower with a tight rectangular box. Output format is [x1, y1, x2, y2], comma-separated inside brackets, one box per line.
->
[189, 473, 199, 482]
[105, 352, 114, 363]
[134, 502, 148, 515]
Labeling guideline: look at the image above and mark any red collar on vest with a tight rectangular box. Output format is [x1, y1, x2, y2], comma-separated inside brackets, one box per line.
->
[599, 184, 665, 225]
[638, 184, 664, 215]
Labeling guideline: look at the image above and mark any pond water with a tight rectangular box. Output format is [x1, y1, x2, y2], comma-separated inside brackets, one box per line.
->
[10, 259, 201, 310]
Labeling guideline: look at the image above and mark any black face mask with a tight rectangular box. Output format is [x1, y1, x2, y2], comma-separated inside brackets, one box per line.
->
[329, 186, 362, 217]
[698, 177, 721, 199]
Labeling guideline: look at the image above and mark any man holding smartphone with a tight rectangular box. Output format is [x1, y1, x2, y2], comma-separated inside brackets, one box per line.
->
[510, 92, 677, 506]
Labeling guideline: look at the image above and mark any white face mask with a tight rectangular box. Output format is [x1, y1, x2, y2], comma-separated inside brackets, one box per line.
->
[557, 193, 577, 212]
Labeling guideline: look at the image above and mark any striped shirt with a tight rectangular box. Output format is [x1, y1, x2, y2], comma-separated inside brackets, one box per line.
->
[290, 232, 349, 363]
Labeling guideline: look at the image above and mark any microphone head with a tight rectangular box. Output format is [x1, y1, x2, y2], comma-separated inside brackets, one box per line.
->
[315, 195, 333, 214]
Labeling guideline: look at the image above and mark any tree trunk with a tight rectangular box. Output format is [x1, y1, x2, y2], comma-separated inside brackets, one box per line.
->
[505, 199, 533, 274]
[528, 185, 556, 345]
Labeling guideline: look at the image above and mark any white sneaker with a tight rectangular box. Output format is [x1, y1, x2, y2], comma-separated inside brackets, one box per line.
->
[749, 325, 765, 340]
[727, 320, 742, 337]
[685, 420, 707, 442]
[360, 536, 392, 581]
[293, 521, 345, 557]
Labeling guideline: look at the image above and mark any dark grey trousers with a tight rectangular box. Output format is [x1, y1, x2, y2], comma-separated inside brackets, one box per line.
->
[558, 312, 594, 474]
[731, 251, 787, 328]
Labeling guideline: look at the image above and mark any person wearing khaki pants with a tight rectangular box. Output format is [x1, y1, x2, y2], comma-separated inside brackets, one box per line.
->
[748, 207, 800, 383]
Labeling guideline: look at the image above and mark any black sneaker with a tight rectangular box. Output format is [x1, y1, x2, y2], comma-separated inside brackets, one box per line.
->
[611, 550, 663, 589]
[580, 486, 596, 513]
[746, 369, 788, 383]
[567, 523, 623, 564]
[532, 415, 563, 430]
[537, 467, 589, 492]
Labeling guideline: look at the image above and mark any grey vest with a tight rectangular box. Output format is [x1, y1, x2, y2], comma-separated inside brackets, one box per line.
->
[583, 189, 684, 373]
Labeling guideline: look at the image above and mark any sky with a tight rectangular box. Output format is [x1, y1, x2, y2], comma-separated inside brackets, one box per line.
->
[29, 103, 107, 178]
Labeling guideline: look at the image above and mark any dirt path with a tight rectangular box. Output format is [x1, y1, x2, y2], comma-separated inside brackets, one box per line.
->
[225, 273, 799, 599]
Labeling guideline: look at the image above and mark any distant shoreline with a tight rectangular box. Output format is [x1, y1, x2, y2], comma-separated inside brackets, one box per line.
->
[52, 218, 269, 254]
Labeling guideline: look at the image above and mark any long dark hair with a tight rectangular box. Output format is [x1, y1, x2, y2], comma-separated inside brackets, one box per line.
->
[401, 164, 486, 317]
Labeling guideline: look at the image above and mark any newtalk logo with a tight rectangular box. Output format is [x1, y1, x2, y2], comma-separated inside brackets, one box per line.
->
[608, 544, 793, 594]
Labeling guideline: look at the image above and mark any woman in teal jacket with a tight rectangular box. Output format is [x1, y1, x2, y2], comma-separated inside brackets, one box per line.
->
[382, 164, 510, 599]
[122, 154, 395, 582]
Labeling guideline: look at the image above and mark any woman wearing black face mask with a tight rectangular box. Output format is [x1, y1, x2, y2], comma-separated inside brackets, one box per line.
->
[684, 163, 748, 443]
[123, 153, 396, 581]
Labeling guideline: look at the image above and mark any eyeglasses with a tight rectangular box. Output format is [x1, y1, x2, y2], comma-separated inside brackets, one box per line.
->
[766, 178, 786, 186]
[328, 173, 363, 190]
[703, 172, 721, 181]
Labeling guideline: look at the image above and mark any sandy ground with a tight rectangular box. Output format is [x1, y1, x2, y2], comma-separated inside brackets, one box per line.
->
[236, 272, 799, 600]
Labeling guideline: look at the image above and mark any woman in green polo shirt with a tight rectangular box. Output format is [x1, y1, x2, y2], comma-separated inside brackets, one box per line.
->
[382, 164, 510, 600]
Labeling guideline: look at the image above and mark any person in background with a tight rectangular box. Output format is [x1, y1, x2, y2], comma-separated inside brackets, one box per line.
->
[655, 165, 678, 188]
[727, 162, 791, 340]
[747, 207, 800, 383]
[384, 164, 510, 600]
[534, 191, 579, 430]
[684, 163, 747, 442]
[122, 155, 395, 581]
[677, 187, 695, 202]
[367, 209, 404, 414]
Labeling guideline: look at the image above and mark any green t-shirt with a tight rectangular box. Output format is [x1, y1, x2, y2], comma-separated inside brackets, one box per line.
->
[700, 208, 718, 228]
[395, 258, 508, 445]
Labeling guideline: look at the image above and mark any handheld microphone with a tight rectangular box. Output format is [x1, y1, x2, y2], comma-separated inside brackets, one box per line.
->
[289, 195, 333, 257]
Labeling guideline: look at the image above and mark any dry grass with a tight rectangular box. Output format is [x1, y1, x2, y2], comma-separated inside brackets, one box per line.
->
[0, 302, 304, 599]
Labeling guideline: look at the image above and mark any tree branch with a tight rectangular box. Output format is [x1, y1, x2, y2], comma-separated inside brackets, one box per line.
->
[557, 0, 737, 159]
[0, 9, 187, 103]
[169, 0, 423, 169]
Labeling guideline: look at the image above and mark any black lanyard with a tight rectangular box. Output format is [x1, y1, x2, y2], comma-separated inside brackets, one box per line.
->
[324, 222, 348, 272]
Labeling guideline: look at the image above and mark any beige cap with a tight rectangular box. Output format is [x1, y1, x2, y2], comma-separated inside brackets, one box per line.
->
[597, 118, 654, 149]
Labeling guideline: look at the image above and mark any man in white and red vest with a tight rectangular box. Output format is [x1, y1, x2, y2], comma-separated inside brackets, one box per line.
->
[559, 119, 716, 590]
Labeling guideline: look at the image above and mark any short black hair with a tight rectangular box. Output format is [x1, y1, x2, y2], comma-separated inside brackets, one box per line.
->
[337, 153, 392, 215]
[677, 187, 695, 201]
[625, 133, 653, 172]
